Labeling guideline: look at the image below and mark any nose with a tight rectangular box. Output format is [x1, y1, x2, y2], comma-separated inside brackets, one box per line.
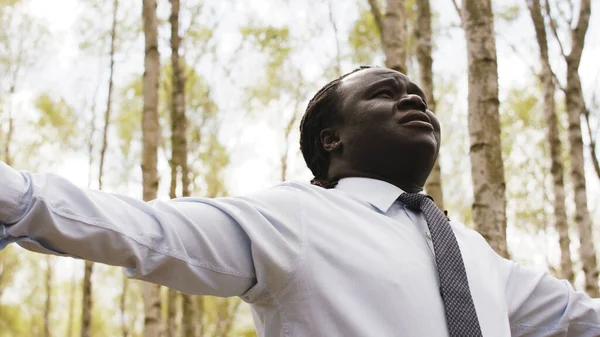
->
[396, 94, 427, 112]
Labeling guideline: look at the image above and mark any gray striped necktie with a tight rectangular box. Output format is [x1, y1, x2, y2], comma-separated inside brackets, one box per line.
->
[398, 193, 483, 337]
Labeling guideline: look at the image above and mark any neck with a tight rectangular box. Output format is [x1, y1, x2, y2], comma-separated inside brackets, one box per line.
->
[328, 167, 427, 193]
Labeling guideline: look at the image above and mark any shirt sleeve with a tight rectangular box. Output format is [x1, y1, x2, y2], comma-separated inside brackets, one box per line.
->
[0, 161, 304, 302]
[503, 256, 600, 336]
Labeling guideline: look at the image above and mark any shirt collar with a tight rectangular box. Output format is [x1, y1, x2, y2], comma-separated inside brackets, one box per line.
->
[334, 177, 405, 213]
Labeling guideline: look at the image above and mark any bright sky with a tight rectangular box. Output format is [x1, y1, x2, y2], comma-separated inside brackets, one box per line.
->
[7, 0, 600, 295]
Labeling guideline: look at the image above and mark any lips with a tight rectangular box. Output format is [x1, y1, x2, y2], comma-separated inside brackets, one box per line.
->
[397, 110, 434, 129]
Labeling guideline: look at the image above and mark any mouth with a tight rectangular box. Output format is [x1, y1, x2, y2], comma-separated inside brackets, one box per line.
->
[397, 111, 434, 130]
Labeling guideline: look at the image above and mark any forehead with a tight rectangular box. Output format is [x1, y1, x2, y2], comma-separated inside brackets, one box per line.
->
[339, 67, 411, 92]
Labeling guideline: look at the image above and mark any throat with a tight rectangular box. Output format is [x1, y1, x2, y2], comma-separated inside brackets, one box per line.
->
[328, 169, 425, 193]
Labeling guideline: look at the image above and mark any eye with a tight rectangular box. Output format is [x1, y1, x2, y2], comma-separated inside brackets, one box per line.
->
[372, 90, 394, 99]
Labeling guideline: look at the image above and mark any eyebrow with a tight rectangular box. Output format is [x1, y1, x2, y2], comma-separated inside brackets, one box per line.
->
[366, 77, 403, 93]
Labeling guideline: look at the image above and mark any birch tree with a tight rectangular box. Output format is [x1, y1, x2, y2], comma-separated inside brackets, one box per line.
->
[0, 0, 47, 166]
[141, 0, 162, 336]
[80, 1, 120, 335]
[367, 0, 407, 72]
[44, 256, 53, 337]
[460, 0, 509, 257]
[414, 0, 444, 210]
[525, 0, 574, 283]
[166, 0, 196, 335]
[29, 91, 80, 337]
[545, 0, 597, 295]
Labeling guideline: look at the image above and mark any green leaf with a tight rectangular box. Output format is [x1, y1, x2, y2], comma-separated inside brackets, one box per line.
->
[348, 8, 381, 65]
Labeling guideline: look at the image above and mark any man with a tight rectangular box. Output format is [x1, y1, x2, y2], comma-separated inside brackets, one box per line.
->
[0, 67, 599, 336]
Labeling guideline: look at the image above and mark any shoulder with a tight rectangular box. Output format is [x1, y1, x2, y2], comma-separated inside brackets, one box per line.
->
[449, 220, 499, 254]
[236, 181, 333, 208]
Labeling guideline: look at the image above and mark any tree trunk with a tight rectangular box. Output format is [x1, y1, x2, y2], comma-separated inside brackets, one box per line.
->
[415, 0, 444, 210]
[367, 0, 406, 73]
[567, 61, 598, 295]
[4, 109, 13, 166]
[168, 0, 197, 335]
[44, 256, 53, 337]
[383, 0, 406, 73]
[196, 296, 204, 336]
[166, 288, 178, 337]
[583, 111, 600, 180]
[98, 0, 119, 191]
[4, 64, 18, 166]
[67, 264, 77, 337]
[82, 2, 120, 336]
[327, 0, 342, 78]
[526, 0, 574, 283]
[142, 0, 162, 336]
[81, 261, 93, 337]
[461, 0, 508, 257]
[280, 107, 300, 182]
[219, 299, 242, 337]
[181, 294, 195, 337]
[563, 0, 596, 296]
[120, 276, 130, 337]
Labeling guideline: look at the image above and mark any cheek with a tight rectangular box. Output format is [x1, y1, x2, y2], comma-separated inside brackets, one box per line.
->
[352, 102, 395, 125]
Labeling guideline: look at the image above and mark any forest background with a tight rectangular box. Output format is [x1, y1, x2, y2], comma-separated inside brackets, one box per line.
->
[0, 0, 598, 336]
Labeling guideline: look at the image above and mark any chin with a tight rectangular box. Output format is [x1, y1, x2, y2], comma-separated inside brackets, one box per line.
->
[395, 140, 438, 173]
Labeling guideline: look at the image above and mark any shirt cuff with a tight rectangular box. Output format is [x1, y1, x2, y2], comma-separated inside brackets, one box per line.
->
[0, 161, 30, 225]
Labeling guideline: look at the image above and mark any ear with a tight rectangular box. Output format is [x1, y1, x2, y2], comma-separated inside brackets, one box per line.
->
[320, 128, 341, 153]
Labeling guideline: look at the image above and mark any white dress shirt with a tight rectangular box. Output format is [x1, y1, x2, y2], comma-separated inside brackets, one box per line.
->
[1, 161, 599, 336]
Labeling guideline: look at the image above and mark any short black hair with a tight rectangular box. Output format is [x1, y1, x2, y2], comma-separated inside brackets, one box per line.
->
[299, 66, 374, 188]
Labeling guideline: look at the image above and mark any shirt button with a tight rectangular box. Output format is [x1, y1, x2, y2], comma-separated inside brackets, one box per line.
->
[425, 232, 432, 240]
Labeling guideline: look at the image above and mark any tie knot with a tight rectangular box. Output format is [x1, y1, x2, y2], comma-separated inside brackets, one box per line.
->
[397, 193, 433, 211]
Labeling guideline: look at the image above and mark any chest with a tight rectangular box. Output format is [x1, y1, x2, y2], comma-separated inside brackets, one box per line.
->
[306, 203, 441, 298]
[292, 201, 509, 335]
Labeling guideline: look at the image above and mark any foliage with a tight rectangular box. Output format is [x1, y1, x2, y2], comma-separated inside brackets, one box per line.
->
[0, 0, 48, 92]
[348, 7, 381, 65]
[35, 93, 80, 147]
[500, 85, 552, 241]
[240, 25, 294, 106]
[496, 4, 521, 22]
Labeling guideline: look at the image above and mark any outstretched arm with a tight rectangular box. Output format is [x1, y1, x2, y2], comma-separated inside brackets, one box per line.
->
[503, 255, 600, 336]
[0, 161, 303, 301]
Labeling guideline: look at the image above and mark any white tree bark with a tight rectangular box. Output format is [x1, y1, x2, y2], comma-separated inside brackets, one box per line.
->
[383, 0, 407, 73]
[142, 0, 162, 336]
[462, 0, 509, 257]
[368, 0, 407, 73]
[416, 0, 444, 210]
[562, 0, 597, 297]
[44, 256, 53, 337]
[526, 0, 574, 283]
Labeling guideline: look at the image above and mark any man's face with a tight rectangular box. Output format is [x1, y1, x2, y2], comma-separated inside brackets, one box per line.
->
[329, 67, 441, 180]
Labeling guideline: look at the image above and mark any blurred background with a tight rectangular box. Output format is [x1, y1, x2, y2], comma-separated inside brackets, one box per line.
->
[0, 0, 598, 335]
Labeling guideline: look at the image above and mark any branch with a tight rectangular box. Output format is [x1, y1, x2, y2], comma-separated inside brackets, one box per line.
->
[367, 0, 384, 40]
[543, 0, 568, 58]
[585, 79, 600, 180]
[584, 108, 600, 180]
[183, 1, 204, 39]
[496, 32, 537, 77]
[554, 0, 574, 27]
[571, 0, 591, 57]
[566, 0, 574, 26]
[328, 0, 342, 77]
[451, 0, 462, 23]
[549, 65, 567, 94]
